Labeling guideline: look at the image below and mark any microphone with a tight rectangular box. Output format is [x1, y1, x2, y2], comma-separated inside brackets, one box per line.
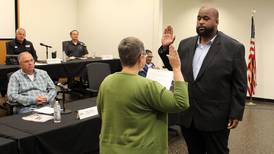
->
[40, 43, 52, 48]
[55, 82, 72, 114]
[56, 82, 70, 91]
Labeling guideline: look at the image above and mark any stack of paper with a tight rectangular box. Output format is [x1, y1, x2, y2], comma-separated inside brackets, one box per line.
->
[22, 113, 54, 123]
[34, 106, 54, 114]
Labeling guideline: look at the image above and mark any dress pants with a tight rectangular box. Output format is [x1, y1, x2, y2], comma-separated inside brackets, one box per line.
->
[181, 124, 230, 154]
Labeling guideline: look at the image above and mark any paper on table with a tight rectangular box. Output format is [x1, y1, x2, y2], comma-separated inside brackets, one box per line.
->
[69, 56, 76, 60]
[146, 68, 173, 89]
[101, 54, 113, 60]
[34, 106, 54, 114]
[22, 113, 54, 122]
[35, 62, 47, 65]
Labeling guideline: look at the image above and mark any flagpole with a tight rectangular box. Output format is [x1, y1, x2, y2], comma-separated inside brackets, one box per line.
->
[247, 95, 256, 106]
[246, 8, 256, 106]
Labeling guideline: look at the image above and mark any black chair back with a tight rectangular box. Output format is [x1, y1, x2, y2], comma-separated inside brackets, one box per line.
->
[6, 72, 19, 114]
[5, 42, 19, 65]
[86, 62, 111, 92]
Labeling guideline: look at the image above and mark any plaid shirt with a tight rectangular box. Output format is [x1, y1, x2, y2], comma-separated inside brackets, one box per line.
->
[7, 69, 56, 108]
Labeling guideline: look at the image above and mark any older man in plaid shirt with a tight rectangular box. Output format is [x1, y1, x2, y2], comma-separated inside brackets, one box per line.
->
[7, 52, 56, 113]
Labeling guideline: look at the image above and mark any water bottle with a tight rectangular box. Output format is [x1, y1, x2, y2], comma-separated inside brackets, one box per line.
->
[62, 51, 66, 62]
[54, 101, 61, 123]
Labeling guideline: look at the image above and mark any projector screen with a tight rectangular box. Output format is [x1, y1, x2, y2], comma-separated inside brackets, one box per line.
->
[0, 0, 18, 39]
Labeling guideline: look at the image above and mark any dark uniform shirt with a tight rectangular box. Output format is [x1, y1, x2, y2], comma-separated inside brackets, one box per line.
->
[63, 41, 88, 57]
[6, 39, 38, 65]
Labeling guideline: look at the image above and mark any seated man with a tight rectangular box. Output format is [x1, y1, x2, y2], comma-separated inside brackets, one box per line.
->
[6, 28, 38, 65]
[7, 52, 56, 113]
[138, 49, 155, 77]
[63, 30, 88, 59]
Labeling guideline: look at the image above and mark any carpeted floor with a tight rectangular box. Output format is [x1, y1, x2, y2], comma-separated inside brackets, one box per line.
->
[167, 100, 274, 154]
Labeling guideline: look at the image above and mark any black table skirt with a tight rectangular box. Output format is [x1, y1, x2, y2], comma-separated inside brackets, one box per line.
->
[0, 137, 18, 154]
[0, 97, 101, 154]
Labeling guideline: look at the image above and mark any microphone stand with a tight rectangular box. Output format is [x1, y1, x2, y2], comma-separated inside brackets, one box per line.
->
[42, 46, 50, 59]
[40, 43, 52, 59]
[60, 86, 72, 114]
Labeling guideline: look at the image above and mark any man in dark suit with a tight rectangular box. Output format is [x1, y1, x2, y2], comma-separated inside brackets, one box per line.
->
[159, 6, 247, 154]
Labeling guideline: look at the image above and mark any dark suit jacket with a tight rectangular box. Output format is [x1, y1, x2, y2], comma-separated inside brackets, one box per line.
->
[159, 31, 247, 131]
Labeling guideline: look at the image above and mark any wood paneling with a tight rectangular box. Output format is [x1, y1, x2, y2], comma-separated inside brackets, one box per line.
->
[0, 40, 9, 64]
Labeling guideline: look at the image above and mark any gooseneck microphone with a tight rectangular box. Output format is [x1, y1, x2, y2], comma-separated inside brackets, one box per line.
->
[40, 43, 52, 48]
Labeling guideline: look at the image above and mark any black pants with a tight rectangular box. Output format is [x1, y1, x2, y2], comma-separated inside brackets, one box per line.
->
[181, 125, 230, 154]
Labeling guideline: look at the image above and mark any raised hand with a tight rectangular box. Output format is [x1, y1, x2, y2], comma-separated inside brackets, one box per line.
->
[161, 25, 176, 47]
[167, 44, 181, 71]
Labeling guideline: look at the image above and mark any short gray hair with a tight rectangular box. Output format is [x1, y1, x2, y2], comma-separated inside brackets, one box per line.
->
[17, 52, 32, 64]
[118, 37, 145, 67]
[16, 28, 26, 34]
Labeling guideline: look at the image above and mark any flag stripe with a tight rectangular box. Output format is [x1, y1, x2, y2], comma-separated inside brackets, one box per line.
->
[247, 16, 256, 97]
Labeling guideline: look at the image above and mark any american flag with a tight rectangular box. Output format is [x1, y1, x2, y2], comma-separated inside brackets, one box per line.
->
[247, 16, 256, 97]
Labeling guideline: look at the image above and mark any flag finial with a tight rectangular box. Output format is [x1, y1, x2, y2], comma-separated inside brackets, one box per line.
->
[252, 8, 256, 16]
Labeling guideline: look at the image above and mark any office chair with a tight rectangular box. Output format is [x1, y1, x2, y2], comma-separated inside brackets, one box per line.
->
[5, 72, 22, 114]
[5, 42, 19, 65]
[86, 62, 111, 96]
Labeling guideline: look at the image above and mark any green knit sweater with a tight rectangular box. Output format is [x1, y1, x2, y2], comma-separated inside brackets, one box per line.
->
[97, 72, 189, 154]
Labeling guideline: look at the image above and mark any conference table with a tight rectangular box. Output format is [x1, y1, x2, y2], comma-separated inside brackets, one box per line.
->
[0, 136, 17, 154]
[0, 97, 101, 154]
[0, 57, 122, 96]
[0, 99, 180, 154]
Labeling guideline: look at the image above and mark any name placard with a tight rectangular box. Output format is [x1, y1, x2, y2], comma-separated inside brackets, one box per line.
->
[77, 106, 98, 120]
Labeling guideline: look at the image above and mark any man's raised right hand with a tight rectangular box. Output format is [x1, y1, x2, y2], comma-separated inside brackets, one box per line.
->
[161, 25, 176, 47]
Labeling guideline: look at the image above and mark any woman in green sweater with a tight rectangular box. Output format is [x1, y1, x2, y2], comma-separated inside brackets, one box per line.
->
[97, 37, 189, 154]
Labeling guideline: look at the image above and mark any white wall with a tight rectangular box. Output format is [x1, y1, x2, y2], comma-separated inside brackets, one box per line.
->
[19, 0, 78, 59]
[18, 0, 273, 99]
[77, 0, 163, 66]
[19, 0, 163, 64]
[163, 0, 274, 99]
[0, 0, 16, 39]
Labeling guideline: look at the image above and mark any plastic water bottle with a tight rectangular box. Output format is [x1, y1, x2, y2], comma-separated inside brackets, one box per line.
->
[54, 101, 61, 123]
[62, 51, 66, 62]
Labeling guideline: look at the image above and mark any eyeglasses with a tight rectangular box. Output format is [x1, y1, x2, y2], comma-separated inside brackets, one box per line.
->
[138, 51, 147, 57]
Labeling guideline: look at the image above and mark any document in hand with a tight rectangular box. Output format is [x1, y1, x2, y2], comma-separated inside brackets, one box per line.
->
[146, 68, 173, 89]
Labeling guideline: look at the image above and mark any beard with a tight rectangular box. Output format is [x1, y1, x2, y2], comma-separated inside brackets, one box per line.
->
[196, 26, 215, 37]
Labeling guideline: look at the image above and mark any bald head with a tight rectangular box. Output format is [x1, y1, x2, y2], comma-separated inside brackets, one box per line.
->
[196, 6, 219, 38]
[199, 6, 219, 20]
